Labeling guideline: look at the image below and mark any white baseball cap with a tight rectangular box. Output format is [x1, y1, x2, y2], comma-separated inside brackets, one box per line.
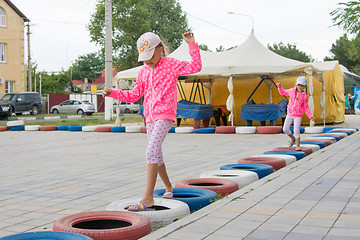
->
[137, 32, 161, 62]
[296, 76, 307, 86]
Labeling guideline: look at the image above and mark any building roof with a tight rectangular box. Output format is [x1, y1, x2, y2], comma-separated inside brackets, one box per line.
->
[4, 0, 30, 22]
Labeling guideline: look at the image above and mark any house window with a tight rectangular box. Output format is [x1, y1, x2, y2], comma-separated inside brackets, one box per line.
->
[0, 7, 5, 27]
[5, 81, 14, 93]
[0, 43, 6, 62]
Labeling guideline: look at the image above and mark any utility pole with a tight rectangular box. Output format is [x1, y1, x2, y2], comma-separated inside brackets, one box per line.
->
[104, 0, 113, 120]
[27, 23, 32, 92]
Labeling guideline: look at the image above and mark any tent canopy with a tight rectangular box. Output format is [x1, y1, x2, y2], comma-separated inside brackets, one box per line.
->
[116, 31, 324, 82]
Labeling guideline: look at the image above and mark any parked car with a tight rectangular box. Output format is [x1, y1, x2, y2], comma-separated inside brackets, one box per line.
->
[113, 101, 140, 113]
[0, 102, 11, 119]
[0, 92, 42, 116]
[51, 100, 95, 115]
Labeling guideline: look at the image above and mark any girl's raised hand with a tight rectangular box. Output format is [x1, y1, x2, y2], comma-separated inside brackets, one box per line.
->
[276, 83, 282, 88]
[103, 88, 112, 97]
[310, 116, 316, 121]
[182, 32, 195, 43]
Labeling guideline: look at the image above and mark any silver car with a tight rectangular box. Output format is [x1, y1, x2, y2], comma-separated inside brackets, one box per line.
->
[51, 100, 95, 115]
[113, 101, 140, 113]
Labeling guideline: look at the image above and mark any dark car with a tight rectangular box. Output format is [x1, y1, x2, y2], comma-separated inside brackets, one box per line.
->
[0, 92, 42, 116]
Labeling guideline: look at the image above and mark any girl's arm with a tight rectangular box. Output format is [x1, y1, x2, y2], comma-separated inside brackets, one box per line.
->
[105, 75, 145, 103]
[303, 97, 315, 120]
[276, 83, 291, 96]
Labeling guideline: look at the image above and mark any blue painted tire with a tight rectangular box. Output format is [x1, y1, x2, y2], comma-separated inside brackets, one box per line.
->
[168, 127, 176, 133]
[68, 126, 83, 131]
[323, 127, 359, 133]
[289, 126, 305, 133]
[322, 127, 338, 132]
[300, 140, 326, 149]
[312, 135, 341, 141]
[264, 150, 306, 160]
[111, 126, 126, 132]
[57, 126, 69, 131]
[194, 128, 215, 134]
[220, 163, 274, 179]
[153, 188, 217, 212]
[0, 231, 93, 240]
[326, 130, 351, 136]
[9, 125, 24, 131]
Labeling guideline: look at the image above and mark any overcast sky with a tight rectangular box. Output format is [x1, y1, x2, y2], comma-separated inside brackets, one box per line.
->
[10, 0, 346, 73]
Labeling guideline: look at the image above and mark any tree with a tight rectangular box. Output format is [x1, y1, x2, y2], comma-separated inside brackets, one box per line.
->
[324, 34, 360, 75]
[70, 52, 104, 82]
[330, 1, 360, 36]
[88, 0, 189, 70]
[39, 71, 73, 95]
[268, 42, 311, 62]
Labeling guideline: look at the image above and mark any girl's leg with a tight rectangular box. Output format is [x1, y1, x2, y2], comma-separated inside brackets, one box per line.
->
[283, 115, 295, 145]
[158, 163, 172, 193]
[293, 117, 302, 148]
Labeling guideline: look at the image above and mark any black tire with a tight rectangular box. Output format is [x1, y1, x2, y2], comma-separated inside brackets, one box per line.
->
[52, 109, 59, 114]
[77, 109, 84, 115]
[31, 105, 39, 115]
[86, 113, 93, 116]
[125, 108, 130, 113]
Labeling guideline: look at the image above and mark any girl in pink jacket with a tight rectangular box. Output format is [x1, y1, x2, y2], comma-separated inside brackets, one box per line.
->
[276, 76, 315, 151]
[103, 32, 202, 211]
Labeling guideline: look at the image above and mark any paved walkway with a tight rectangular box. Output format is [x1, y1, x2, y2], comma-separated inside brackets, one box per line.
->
[0, 115, 359, 239]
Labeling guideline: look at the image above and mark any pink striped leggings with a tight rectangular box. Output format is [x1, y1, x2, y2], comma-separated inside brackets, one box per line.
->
[146, 120, 173, 166]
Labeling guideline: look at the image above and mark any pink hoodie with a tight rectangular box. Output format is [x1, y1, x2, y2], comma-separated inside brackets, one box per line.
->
[109, 42, 202, 123]
[277, 86, 314, 119]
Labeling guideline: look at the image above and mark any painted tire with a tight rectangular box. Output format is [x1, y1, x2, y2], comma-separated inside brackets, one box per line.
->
[57, 126, 69, 131]
[175, 178, 239, 197]
[53, 211, 151, 240]
[300, 140, 326, 149]
[305, 136, 336, 143]
[324, 127, 358, 133]
[199, 170, 259, 188]
[68, 126, 83, 132]
[256, 126, 283, 134]
[215, 126, 236, 133]
[320, 133, 346, 139]
[263, 150, 306, 160]
[316, 134, 341, 141]
[125, 126, 142, 133]
[82, 126, 97, 132]
[331, 128, 357, 133]
[250, 154, 297, 166]
[0, 126, 8, 131]
[289, 126, 305, 133]
[302, 139, 331, 146]
[236, 126, 256, 134]
[327, 130, 352, 136]
[0, 231, 93, 240]
[96, 126, 112, 132]
[7, 120, 24, 127]
[153, 188, 217, 212]
[194, 127, 215, 134]
[106, 198, 190, 231]
[272, 146, 312, 156]
[168, 127, 176, 133]
[24, 125, 41, 131]
[237, 156, 286, 171]
[111, 126, 125, 133]
[175, 127, 194, 134]
[219, 164, 273, 179]
[295, 144, 320, 152]
[9, 125, 24, 131]
[40, 125, 57, 131]
[304, 126, 324, 134]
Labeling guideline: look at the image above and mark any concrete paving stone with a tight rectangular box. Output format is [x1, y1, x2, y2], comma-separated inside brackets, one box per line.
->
[165, 230, 209, 240]
[265, 215, 302, 225]
[231, 213, 271, 223]
[258, 222, 295, 232]
[224, 219, 263, 230]
[306, 211, 340, 220]
[211, 225, 254, 238]
[327, 227, 360, 238]
[0, 230, 18, 238]
[291, 225, 330, 235]
[179, 222, 221, 234]
[204, 234, 242, 240]
[192, 216, 231, 226]
[245, 229, 288, 239]
[275, 209, 308, 218]
[206, 210, 241, 219]
[298, 217, 336, 228]
[325, 236, 360, 240]
[284, 232, 325, 240]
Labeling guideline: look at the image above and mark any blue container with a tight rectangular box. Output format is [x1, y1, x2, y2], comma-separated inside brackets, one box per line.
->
[220, 163, 274, 179]
[264, 150, 306, 160]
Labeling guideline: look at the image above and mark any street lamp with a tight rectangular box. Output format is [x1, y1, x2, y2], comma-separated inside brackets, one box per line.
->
[228, 11, 254, 33]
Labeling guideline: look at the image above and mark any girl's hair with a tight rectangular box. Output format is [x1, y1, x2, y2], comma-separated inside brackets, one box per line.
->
[295, 84, 309, 101]
[157, 41, 170, 58]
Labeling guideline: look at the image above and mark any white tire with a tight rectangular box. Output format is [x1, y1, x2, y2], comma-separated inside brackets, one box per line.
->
[304, 127, 324, 134]
[200, 170, 258, 189]
[82, 126, 97, 132]
[24, 125, 41, 131]
[7, 120, 24, 127]
[175, 127, 194, 133]
[305, 137, 336, 144]
[236, 126, 256, 134]
[250, 154, 296, 165]
[299, 144, 320, 152]
[106, 198, 190, 231]
[125, 126, 142, 133]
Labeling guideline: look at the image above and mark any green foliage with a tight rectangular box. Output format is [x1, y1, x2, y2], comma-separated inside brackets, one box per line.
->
[268, 42, 311, 62]
[198, 44, 210, 51]
[325, 34, 360, 75]
[70, 52, 105, 82]
[330, 1, 360, 36]
[39, 71, 73, 95]
[88, 0, 189, 70]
